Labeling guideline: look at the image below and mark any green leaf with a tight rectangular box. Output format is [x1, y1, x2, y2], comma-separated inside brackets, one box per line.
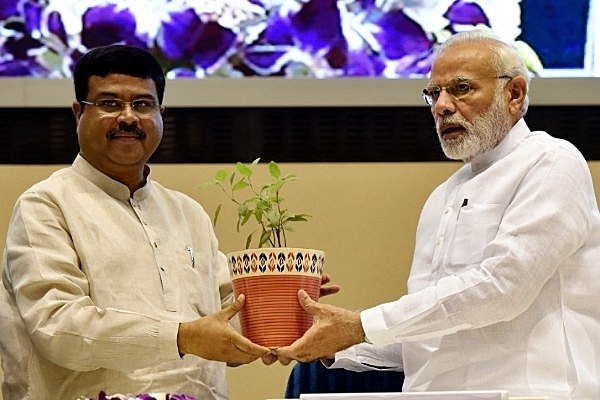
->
[198, 181, 216, 189]
[232, 180, 250, 191]
[270, 181, 284, 193]
[254, 208, 263, 222]
[245, 233, 253, 249]
[269, 161, 281, 178]
[259, 230, 271, 247]
[288, 213, 311, 222]
[236, 162, 253, 177]
[267, 210, 280, 227]
[255, 199, 270, 211]
[240, 210, 252, 226]
[280, 174, 298, 182]
[215, 169, 228, 182]
[213, 204, 222, 226]
[237, 204, 248, 216]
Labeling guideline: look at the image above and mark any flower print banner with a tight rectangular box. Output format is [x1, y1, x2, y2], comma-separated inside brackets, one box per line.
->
[0, 0, 596, 78]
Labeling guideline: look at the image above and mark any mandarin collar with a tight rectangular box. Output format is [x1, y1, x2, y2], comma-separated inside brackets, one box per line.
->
[469, 118, 531, 173]
[72, 155, 152, 201]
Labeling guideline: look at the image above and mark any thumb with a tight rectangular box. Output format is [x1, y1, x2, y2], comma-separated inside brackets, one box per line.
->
[297, 289, 316, 312]
[223, 293, 245, 320]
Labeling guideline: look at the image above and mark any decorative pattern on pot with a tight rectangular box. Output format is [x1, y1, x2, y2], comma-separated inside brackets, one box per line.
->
[229, 249, 324, 278]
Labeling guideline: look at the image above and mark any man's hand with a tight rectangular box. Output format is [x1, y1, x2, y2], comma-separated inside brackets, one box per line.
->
[177, 294, 272, 364]
[319, 273, 341, 298]
[275, 289, 365, 365]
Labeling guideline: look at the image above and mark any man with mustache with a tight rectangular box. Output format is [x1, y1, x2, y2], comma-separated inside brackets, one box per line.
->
[276, 30, 600, 399]
[0, 45, 278, 400]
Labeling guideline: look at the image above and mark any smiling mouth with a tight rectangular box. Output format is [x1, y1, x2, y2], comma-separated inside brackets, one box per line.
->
[110, 132, 145, 139]
[108, 127, 146, 140]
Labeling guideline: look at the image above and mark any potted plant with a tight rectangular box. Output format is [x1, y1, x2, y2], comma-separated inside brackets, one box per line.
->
[202, 158, 325, 347]
[205, 158, 311, 249]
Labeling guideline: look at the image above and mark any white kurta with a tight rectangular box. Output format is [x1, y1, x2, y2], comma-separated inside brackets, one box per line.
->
[337, 119, 600, 399]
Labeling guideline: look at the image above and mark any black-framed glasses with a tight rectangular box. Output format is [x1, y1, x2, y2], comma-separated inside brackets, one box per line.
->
[80, 98, 159, 115]
[422, 75, 513, 106]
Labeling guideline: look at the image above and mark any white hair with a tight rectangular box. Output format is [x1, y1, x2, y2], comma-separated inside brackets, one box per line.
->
[436, 29, 530, 115]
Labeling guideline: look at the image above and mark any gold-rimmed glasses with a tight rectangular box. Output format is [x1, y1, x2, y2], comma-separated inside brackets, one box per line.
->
[422, 75, 513, 105]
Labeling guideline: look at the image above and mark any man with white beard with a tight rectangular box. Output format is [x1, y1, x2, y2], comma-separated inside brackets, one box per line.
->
[275, 30, 600, 400]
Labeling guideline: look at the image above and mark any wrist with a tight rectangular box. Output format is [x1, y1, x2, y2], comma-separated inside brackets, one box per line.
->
[354, 311, 370, 344]
[177, 322, 188, 356]
[361, 325, 371, 344]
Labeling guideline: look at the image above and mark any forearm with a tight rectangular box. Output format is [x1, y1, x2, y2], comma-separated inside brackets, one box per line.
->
[330, 342, 404, 372]
[30, 300, 181, 372]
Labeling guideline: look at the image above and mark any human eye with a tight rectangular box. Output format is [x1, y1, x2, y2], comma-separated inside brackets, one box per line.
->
[451, 80, 471, 97]
[132, 99, 156, 113]
[424, 86, 441, 101]
[97, 99, 123, 112]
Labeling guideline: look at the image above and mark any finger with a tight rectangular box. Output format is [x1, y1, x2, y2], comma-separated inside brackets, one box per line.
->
[231, 352, 264, 365]
[275, 348, 294, 365]
[223, 294, 245, 320]
[320, 273, 332, 285]
[319, 284, 341, 298]
[261, 353, 278, 365]
[298, 289, 317, 311]
[233, 334, 271, 357]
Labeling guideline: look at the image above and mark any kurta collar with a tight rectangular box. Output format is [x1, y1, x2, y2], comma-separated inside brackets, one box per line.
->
[469, 118, 531, 173]
[72, 155, 153, 201]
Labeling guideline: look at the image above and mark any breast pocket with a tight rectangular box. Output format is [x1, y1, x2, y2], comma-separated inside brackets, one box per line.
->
[446, 203, 503, 272]
[177, 248, 219, 316]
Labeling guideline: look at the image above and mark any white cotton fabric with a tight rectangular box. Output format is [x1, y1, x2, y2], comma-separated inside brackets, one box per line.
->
[335, 119, 600, 399]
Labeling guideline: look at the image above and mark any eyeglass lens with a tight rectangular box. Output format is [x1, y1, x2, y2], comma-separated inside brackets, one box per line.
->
[85, 99, 158, 115]
[423, 79, 472, 105]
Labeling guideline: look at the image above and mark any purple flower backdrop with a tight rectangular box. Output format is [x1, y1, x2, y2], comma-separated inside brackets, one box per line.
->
[0, 0, 542, 78]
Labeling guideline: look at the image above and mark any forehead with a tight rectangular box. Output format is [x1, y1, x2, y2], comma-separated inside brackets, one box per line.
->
[429, 42, 496, 83]
[87, 74, 158, 98]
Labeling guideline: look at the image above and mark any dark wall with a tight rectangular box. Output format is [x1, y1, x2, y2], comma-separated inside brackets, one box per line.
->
[1, 106, 599, 164]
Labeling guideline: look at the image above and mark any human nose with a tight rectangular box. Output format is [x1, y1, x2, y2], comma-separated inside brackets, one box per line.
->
[116, 103, 139, 121]
[432, 88, 456, 116]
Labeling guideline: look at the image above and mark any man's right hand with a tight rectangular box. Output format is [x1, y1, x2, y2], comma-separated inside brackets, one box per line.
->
[177, 294, 272, 364]
[275, 289, 365, 365]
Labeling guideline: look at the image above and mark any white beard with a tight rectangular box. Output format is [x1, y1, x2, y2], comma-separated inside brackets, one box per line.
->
[436, 87, 514, 161]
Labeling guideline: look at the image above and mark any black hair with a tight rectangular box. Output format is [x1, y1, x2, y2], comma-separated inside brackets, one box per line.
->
[73, 45, 166, 104]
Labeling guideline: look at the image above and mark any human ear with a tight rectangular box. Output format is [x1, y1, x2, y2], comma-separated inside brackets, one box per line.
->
[507, 75, 527, 115]
[72, 101, 83, 122]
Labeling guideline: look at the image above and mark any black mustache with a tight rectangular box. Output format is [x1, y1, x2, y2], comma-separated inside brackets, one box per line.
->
[108, 124, 146, 139]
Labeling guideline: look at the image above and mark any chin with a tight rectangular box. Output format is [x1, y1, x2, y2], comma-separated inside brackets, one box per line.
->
[441, 144, 474, 161]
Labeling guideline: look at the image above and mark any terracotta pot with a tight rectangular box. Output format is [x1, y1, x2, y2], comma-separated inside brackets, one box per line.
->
[227, 247, 324, 347]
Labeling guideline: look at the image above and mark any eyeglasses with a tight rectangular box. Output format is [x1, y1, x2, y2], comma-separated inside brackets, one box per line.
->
[80, 98, 159, 115]
[422, 75, 513, 106]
